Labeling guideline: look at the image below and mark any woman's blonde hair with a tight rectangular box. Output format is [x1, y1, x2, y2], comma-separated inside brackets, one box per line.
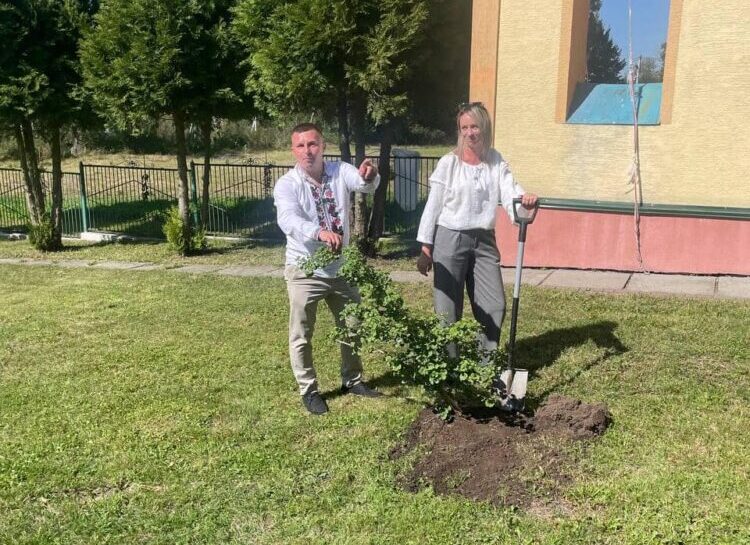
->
[455, 102, 493, 160]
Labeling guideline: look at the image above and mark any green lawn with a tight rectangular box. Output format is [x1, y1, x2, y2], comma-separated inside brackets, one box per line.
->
[0, 263, 749, 544]
[0, 237, 421, 272]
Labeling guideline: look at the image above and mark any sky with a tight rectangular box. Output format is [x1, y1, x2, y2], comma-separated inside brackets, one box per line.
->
[599, 0, 671, 60]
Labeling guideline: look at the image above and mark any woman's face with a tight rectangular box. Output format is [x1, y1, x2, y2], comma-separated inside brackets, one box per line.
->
[459, 112, 482, 152]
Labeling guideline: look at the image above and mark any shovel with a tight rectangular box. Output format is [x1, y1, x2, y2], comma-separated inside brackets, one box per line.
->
[497, 197, 539, 413]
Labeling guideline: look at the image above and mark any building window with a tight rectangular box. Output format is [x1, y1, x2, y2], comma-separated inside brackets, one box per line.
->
[556, 0, 681, 125]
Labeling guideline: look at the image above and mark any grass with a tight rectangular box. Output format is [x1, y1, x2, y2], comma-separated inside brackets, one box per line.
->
[0, 259, 748, 544]
[0, 237, 422, 272]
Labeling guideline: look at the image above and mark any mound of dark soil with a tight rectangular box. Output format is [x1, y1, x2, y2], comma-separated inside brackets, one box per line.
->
[391, 395, 611, 509]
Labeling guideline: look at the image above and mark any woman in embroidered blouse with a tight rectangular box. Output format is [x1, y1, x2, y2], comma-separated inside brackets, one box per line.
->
[416, 102, 538, 356]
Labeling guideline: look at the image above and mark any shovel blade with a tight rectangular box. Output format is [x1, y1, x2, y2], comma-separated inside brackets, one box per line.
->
[496, 369, 513, 396]
[496, 369, 528, 413]
[508, 369, 528, 402]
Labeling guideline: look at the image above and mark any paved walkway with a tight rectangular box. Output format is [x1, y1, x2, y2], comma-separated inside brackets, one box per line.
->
[1, 256, 749, 300]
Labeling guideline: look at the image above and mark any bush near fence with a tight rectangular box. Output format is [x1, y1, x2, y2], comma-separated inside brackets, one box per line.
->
[0, 155, 438, 239]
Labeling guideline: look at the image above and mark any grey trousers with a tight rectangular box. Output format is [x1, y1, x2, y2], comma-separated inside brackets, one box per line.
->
[285, 266, 363, 395]
[432, 226, 506, 354]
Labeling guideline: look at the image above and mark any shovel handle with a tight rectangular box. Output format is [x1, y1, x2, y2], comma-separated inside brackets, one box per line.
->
[507, 295, 520, 368]
[512, 198, 539, 235]
[506, 198, 538, 369]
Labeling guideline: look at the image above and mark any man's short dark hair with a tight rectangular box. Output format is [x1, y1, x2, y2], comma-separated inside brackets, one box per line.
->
[291, 122, 323, 137]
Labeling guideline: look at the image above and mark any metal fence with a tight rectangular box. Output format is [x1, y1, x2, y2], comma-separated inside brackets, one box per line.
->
[193, 162, 290, 238]
[81, 164, 182, 238]
[0, 154, 440, 238]
[0, 167, 85, 235]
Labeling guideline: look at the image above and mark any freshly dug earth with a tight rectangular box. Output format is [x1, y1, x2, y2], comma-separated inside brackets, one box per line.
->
[391, 395, 611, 509]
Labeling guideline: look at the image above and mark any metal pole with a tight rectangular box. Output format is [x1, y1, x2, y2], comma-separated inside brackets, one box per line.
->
[78, 162, 89, 232]
[189, 161, 199, 227]
[507, 223, 527, 368]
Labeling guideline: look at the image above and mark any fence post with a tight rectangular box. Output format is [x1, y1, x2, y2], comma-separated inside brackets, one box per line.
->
[189, 161, 199, 226]
[263, 165, 272, 198]
[78, 162, 89, 232]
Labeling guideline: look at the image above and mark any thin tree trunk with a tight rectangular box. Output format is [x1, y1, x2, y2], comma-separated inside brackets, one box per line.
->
[49, 123, 64, 249]
[350, 93, 368, 240]
[336, 90, 351, 163]
[18, 119, 45, 223]
[173, 111, 192, 252]
[21, 119, 45, 212]
[15, 124, 39, 223]
[200, 117, 212, 230]
[364, 123, 393, 256]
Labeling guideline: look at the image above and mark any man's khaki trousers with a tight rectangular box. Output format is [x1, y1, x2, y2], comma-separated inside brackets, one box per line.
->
[285, 266, 363, 395]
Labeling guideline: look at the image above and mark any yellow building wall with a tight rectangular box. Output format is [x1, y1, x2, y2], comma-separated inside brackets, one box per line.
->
[491, 0, 750, 207]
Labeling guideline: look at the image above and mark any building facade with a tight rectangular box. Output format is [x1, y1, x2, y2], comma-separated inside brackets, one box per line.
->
[471, 0, 750, 274]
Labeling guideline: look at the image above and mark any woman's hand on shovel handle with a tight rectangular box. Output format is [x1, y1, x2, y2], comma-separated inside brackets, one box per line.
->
[521, 193, 538, 208]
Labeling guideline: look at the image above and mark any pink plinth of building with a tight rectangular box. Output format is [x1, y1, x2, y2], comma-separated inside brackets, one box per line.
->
[495, 208, 750, 276]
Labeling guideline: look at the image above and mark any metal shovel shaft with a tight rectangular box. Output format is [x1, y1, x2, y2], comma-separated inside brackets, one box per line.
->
[507, 234, 526, 369]
[499, 221, 529, 411]
[497, 198, 537, 411]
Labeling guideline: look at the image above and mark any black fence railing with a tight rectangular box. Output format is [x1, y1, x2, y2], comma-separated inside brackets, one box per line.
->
[82, 164, 182, 238]
[0, 154, 440, 239]
[193, 162, 290, 238]
[0, 167, 85, 235]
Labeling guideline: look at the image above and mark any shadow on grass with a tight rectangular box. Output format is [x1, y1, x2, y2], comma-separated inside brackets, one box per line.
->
[376, 236, 421, 259]
[514, 320, 628, 409]
[321, 370, 403, 402]
[192, 237, 286, 257]
[54, 240, 147, 253]
[56, 238, 287, 257]
[84, 197, 284, 239]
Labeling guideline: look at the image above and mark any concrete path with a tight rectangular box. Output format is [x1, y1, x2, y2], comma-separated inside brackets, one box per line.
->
[1, 256, 749, 300]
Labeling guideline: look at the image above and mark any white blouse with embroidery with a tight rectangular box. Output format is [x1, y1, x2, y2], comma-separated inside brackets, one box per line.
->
[416, 149, 525, 245]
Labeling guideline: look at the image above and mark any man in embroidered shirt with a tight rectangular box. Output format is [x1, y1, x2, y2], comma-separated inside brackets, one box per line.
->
[274, 123, 382, 415]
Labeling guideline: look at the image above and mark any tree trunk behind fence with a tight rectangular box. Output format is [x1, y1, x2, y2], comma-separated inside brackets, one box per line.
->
[351, 93, 368, 240]
[15, 120, 45, 224]
[363, 124, 393, 257]
[48, 123, 64, 249]
[336, 90, 352, 163]
[200, 117, 212, 230]
[173, 111, 192, 251]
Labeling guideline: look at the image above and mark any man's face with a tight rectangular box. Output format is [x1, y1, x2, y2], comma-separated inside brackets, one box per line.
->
[291, 129, 325, 175]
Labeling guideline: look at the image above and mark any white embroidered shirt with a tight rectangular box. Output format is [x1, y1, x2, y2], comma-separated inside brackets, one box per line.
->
[416, 149, 525, 245]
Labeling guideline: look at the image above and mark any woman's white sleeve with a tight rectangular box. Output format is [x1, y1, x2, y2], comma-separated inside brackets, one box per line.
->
[416, 181, 445, 245]
[498, 162, 525, 221]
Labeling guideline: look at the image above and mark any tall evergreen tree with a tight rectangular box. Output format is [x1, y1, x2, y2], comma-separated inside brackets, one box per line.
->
[81, 0, 251, 250]
[586, 0, 626, 83]
[0, 0, 96, 249]
[233, 0, 428, 252]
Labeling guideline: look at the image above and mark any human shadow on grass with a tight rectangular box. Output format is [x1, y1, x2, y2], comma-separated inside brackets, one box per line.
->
[320, 322, 627, 410]
[512, 320, 628, 410]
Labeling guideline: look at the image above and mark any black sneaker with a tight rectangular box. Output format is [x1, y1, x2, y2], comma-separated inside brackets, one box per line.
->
[342, 382, 383, 398]
[302, 391, 329, 415]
